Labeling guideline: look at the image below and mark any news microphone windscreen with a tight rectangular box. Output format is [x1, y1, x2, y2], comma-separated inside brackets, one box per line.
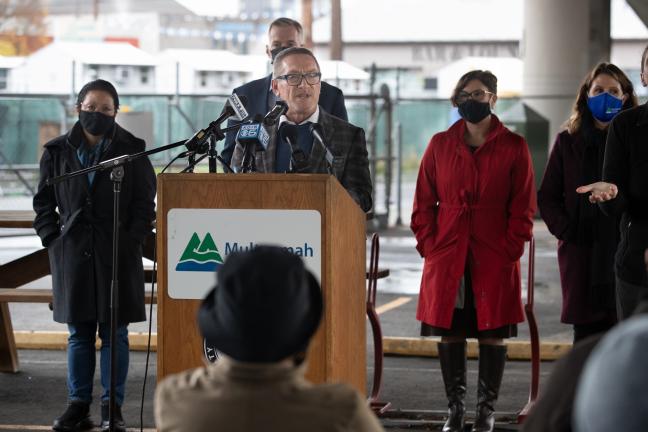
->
[279, 122, 298, 145]
[236, 121, 270, 151]
[228, 93, 249, 121]
[263, 100, 289, 126]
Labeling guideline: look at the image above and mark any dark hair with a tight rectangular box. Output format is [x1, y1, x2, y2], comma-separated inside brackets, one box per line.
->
[76, 79, 120, 111]
[450, 70, 497, 106]
[272, 47, 320, 77]
[565, 62, 637, 135]
[642, 44, 648, 73]
[268, 17, 303, 40]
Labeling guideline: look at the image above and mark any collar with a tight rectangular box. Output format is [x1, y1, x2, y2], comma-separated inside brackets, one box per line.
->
[278, 106, 320, 128]
[213, 356, 308, 383]
[638, 100, 648, 126]
[451, 114, 504, 144]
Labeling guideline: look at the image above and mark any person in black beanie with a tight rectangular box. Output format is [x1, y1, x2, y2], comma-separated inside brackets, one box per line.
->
[154, 246, 383, 432]
[33, 79, 156, 431]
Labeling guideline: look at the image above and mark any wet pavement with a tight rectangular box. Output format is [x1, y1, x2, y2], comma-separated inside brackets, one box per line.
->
[0, 193, 569, 430]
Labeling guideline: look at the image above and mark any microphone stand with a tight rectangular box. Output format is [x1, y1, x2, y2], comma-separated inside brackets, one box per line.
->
[239, 144, 257, 173]
[45, 136, 210, 432]
[181, 153, 209, 173]
[208, 127, 235, 174]
[207, 136, 218, 173]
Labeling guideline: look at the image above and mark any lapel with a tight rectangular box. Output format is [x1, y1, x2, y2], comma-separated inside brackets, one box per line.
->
[637, 101, 648, 126]
[308, 108, 335, 173]
[88, 126, 119, 194]
[262, 74, 274, 114]
[62, 125, 89, 195]
[261, 121, 279, 173]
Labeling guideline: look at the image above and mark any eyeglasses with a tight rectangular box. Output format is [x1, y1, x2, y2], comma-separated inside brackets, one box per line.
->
[275, 72, 322, 86]
[80, 104, 115, 115]
[455, 89, 495, 104]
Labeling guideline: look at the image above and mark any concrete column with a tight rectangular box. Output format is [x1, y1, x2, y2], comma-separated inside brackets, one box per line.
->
[589, 0, 611, 65]
[523, 0, 591, 147]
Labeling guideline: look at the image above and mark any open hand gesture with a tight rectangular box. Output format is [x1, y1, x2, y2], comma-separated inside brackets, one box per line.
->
[576, 182, 618, 203]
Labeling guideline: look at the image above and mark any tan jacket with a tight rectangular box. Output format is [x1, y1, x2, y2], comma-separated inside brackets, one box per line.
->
[155, 358, 384, 432]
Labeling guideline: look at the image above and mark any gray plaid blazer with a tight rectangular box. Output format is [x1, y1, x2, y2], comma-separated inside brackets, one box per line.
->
[231, 108, 372, 212]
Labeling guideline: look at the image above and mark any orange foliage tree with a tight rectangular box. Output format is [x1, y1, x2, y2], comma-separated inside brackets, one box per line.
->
[0, 0, 50, 56]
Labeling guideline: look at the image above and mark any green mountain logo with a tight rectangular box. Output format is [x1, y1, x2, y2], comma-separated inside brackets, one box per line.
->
[175, 232, 223, 272]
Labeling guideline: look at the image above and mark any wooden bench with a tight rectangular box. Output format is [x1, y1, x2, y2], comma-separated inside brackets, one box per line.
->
[0, 211, 158, 372]
[0, 288, 157, 304]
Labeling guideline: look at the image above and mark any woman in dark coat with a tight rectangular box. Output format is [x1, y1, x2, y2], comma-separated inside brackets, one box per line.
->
[33, 79, 156, 432]
[411, 70, 536, 432]
[538, 63, 637, 342]
[578, 45, 648, 321]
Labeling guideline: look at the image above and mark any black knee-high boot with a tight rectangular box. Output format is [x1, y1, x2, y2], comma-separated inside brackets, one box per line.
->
[438, 341, 467, 432]
[471, 344, 507, 432]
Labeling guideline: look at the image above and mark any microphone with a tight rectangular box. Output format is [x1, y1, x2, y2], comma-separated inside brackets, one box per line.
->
[227, 93, 249, 121]
[279, 123, 309, 173]
[263, 100, 288, 126]
[215, 93, 249, 125]
[235, 114, 269, 151]
[183, 94, 249, 154]
[309, 123, 334, 171]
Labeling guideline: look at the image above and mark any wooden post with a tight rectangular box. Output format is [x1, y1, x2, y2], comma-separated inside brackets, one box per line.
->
[331, 0, 342, 60]
[301, 0, 313, 49]
[0, 303, 19, 372]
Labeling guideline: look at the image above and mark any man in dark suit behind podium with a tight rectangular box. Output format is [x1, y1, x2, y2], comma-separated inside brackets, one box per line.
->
[222, 17, 348, 165]
[231, 47, 372, 213]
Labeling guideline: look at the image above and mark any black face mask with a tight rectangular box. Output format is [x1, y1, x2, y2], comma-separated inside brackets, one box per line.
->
[270, 46, 288, 63]
[79, 111, 115, 136]
[457, 99, 491, 124]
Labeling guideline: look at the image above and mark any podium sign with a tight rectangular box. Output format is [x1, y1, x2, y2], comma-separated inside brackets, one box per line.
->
[167, 209, 321, 299]
[157, 173, 366, 394]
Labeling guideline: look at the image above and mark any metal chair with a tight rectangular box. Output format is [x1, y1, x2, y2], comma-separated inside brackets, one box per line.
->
[517, 236, 539, 422]
[366, 232, 392, 414]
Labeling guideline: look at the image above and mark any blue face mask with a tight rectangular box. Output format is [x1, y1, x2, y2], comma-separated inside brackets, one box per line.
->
[587, 92, 623, 123]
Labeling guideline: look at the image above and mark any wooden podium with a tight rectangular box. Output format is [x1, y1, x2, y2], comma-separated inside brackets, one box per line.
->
[156, 173, 367, 393]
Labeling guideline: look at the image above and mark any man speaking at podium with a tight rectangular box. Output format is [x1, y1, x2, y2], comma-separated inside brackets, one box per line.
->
[231, 47, 372, 213]
[222, 17, 348, 165]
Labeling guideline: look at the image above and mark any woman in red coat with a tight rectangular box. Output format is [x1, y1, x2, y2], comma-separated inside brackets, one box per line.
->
[411, 70, 536, 432]
[538, 63, 636, 343]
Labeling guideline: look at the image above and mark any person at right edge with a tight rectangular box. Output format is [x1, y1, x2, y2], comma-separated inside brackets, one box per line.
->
[577, 44, 648, 320]
[538, 63, 637, 343]
[411, 70, 536, 432]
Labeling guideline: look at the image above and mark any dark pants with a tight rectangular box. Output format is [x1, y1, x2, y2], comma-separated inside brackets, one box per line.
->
[616, 277, 648, 321]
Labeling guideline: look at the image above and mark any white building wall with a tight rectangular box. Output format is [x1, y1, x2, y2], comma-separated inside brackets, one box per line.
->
[314, 42, 519, 77]
[11, 47, 75, 94]
[156, 60, 197, 94]
[46, 12, 162, 53]
[84, 64, 156, 94]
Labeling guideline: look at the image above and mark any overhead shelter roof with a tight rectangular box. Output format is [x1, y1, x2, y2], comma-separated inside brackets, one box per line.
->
[312, 0, 647, 43]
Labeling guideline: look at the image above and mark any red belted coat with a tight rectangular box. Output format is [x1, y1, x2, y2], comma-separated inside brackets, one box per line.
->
[411, 116, 536, 330]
